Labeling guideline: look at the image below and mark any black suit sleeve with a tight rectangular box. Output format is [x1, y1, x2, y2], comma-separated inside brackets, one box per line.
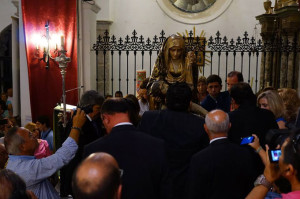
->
[157, 141, 173, 199]
[138, 112, 155, 135]
[137, 113, 148, 132]
[82, 145, 91, 159]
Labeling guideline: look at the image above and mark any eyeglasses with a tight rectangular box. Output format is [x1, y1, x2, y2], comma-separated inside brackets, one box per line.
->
[292, 134, 300, 154]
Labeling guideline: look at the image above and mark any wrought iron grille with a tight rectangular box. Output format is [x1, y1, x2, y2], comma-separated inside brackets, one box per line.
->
[93, 30, 300, 95]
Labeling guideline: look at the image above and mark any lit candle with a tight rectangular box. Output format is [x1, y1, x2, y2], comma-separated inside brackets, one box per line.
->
[61, 36, 65, 48]
[36, 44, 39, 50]
[55, 43, 58, 50]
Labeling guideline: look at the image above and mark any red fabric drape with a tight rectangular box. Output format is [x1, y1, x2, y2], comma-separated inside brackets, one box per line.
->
[22, 0, 78, 123]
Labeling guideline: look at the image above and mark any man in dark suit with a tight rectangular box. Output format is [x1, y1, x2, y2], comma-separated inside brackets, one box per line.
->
[83, 98, 170, 199]
[138, 82, 209, 199]
[228, 83, 278, 146]
[186, 109, 258, 199]
[60, 90, 105, 197]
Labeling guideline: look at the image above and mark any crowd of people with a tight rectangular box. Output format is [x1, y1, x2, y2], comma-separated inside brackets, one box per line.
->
[0, 66, 300, 199]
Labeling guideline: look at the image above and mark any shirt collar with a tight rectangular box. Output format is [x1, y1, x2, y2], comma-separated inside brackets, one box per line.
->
[86, 114, 92, 121]
[210, 137, 227, 144]
[9, 155, 35, 160]
[42, 128, 51, 134]
[114, 122, 133, 127]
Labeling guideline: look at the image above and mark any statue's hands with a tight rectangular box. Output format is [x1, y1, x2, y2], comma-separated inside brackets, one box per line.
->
[154, 96, 162, 103]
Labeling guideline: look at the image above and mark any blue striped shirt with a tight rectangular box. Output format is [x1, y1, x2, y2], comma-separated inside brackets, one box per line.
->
[7, 137, 78, 199]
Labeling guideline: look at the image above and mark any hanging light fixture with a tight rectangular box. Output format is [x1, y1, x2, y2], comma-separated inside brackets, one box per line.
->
[33, 21, 70, 127]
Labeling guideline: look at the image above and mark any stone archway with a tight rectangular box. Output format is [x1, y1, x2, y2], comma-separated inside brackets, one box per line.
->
[0, 24, 12, 92]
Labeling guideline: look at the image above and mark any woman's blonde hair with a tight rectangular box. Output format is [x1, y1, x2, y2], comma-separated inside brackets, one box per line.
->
[257, 90, 285, 119]
[278, 88, 300, 123]
[24, 122, 37, 133]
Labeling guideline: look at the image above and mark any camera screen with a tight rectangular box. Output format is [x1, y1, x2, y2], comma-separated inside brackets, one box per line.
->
[240, 136, 254, 145]
[270, 150, 281, 162]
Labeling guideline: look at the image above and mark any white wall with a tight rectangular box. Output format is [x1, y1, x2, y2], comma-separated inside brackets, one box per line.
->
[78, 1, 100, 93]
[0, 0, 16, 32]
[19, 0, 32, 126]
[95, 0, 268, 94]
[96, 0, 265, 38]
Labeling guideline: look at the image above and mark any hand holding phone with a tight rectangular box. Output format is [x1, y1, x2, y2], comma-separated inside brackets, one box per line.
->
[240, 136, 254, 145]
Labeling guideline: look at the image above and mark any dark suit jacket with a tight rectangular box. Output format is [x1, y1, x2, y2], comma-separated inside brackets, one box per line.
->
[83, 124, 170, 199]
[228, 104, 279, 146]
[60, 117, 104, 196]
[201, 91, 231, 112]
[138, 110, 209, 199]
[186, 138, 258, 199]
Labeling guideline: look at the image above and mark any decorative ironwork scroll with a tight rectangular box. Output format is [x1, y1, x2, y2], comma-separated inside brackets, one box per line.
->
[93, 30, 300, 95]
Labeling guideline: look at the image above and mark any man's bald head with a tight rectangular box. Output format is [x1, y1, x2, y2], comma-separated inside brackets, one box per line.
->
[73, 152, 122, 199]
[204, 110, 230, 135]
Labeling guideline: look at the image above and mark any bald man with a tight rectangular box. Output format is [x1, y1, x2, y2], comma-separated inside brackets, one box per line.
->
[186, 110, 258, 199]
[73, 152, 122, 199]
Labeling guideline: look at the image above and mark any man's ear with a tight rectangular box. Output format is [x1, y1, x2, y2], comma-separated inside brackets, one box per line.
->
[102, 114, 110, 124]
[204, 124, 209, 135]
[117, 184, 122, 199]
[102, 114, 107, 123]
[19, 143, 25, 153]
[231, 98, 235, 104]
[283, 164, 295, 178]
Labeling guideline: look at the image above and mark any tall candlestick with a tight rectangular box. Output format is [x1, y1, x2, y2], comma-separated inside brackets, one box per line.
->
[61, 36, 65, 48]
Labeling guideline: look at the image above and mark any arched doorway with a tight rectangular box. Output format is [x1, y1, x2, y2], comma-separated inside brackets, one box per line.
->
[0, 24, 12, 93]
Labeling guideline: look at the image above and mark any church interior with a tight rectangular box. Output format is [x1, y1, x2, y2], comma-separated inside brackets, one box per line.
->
[1, 0, 300, 198]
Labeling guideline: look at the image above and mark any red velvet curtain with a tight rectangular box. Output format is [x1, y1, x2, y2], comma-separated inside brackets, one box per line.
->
[22, 0, 78, 123]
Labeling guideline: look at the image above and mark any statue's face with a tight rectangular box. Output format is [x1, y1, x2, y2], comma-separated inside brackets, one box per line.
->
[169, 46, 183, 60]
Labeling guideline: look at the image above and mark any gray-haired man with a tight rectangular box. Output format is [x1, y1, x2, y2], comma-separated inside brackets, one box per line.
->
[186, 109, 258, 199]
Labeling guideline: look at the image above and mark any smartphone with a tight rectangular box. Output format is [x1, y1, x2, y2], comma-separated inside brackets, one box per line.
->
[240, 136, 254, 145]
[269, 149, 282, 163]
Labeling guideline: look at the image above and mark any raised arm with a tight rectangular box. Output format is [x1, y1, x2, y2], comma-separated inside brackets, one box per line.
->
[245, 145, 281, 199]
[248, 134, 267, 166]
[27, 109, 87, 183]
[69, 108, 87, 143]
